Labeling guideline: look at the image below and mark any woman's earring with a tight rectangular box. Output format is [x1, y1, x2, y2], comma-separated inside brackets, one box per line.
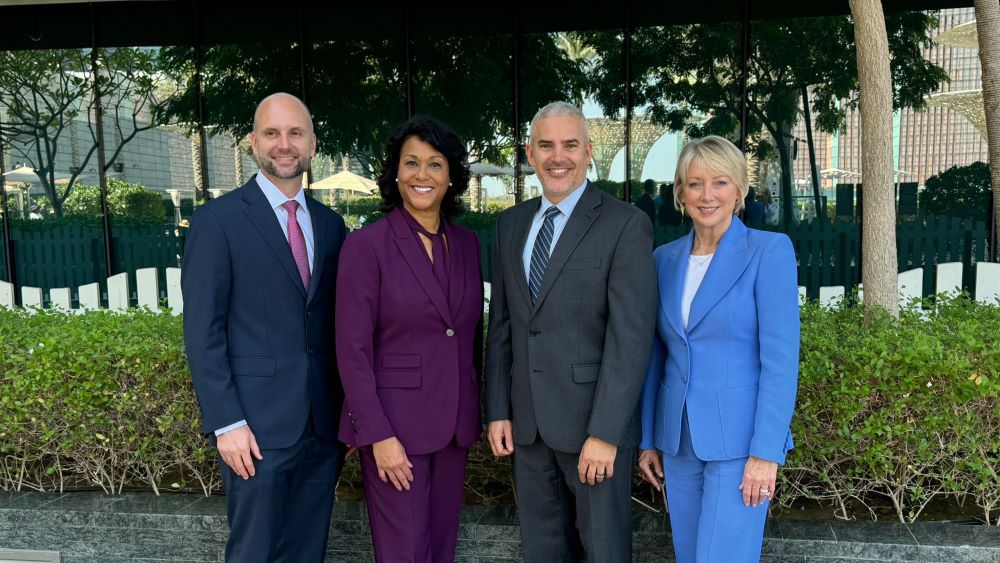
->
[449, 182, 453, 187]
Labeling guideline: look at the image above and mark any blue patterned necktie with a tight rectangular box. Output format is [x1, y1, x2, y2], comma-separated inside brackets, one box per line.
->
[529, 206, 561, 304]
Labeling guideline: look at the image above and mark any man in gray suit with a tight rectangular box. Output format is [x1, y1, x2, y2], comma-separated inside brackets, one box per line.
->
[485, 101, 657, 562]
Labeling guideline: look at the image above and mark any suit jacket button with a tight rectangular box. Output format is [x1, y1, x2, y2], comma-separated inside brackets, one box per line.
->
[446, 329, 455, 337]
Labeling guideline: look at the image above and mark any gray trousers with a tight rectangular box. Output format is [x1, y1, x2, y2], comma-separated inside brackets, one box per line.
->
[514, 437, 635, 563]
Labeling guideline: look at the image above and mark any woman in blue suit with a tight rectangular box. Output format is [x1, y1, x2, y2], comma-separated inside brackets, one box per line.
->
[637, 136, 800, 562]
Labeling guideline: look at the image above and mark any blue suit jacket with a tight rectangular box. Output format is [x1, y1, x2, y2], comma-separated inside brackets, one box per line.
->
[639, 217, 799, 464]
[182, 177, 348, 449]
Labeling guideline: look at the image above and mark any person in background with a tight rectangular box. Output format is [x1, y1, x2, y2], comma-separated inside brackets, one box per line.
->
[743, 189, 765, 226]
[636, 178, 657, 226]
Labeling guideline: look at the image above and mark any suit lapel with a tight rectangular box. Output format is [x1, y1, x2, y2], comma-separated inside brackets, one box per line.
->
[661, 230, 692, 339]
[305, 196, 326, 304]
[686, 217, 756, 332]
[531, 183, 601, 314]
[241, 180, 307, 299]
[509, 200, 537, 310]
[388, 209, 454, 326]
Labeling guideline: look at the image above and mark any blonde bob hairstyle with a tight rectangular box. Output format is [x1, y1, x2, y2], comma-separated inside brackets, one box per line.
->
[672, 135, 749, 214]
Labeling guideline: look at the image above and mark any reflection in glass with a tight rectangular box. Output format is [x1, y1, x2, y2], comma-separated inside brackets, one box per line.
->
[307, 38, 407, 228]
[0, 48, 108, 295]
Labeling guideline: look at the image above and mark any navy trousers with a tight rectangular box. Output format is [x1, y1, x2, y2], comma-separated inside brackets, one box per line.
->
[219, 423, 345, 563]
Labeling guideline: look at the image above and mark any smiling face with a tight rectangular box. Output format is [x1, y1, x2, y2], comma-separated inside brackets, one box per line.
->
[680, 158, 739, 234]
[396, 135, 450, 218]
[526, 115, 592, 204]
[250, 94, 316, 190]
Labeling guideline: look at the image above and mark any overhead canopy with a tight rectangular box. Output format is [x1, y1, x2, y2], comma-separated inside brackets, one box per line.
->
[0, 0, 974, 51]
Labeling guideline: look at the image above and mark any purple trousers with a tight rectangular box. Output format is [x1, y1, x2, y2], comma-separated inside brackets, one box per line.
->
[360, 440, 468, 563]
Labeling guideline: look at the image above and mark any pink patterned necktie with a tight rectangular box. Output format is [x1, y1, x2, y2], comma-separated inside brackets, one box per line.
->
[282, 200, 311, 291]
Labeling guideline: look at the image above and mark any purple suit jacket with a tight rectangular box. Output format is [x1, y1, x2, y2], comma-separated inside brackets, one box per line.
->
[336, 207, 484, 455]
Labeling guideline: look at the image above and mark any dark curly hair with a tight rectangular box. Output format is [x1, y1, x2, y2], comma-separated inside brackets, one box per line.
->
[376, 115, 471, 220]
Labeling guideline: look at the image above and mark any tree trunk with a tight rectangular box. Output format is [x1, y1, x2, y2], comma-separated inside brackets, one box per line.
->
[975, 0, 1000, 261]
[233, 142, 244, 186]
[851, 0, 899, 318]
[191, 135, 204, 198]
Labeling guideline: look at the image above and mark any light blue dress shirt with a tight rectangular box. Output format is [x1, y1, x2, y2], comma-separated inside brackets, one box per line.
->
[522, 180, 588, 284]
[215, 173, 316, 437]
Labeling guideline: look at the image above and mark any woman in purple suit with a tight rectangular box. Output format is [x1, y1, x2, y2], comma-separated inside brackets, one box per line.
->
[336, 115, 483, 563]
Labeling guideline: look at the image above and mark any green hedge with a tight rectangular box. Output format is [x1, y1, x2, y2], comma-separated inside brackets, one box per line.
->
[1, 298, 997, 523]
[784, 297, 1000, 523]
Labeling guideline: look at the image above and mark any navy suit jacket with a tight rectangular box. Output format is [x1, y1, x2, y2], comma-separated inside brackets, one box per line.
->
[182, 177, 348, 449]
[639, 217, 800, 464]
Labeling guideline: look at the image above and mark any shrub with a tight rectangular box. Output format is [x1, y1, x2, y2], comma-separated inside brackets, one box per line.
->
[0, 309, 217, 495]
[0, 297, 996, 523]
[918, 162, 992, 221]
[781, 297, 1000, 523]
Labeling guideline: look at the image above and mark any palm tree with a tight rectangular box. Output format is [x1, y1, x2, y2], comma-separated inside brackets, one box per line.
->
[974, 0, 1000, 259]
[850, 0, 899, 318]
[554, 32, 597, 109]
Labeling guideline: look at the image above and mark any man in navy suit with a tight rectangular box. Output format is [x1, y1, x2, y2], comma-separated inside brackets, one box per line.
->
[182, 92, 348, 562]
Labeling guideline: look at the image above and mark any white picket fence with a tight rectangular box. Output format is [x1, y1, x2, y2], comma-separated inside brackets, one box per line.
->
[0, 267, 183, 316]
[1, 263, 999, 315]
[805, 262, 1000, 308]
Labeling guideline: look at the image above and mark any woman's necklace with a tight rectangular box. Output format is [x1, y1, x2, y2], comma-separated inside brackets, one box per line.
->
[691, 253, 713, 266]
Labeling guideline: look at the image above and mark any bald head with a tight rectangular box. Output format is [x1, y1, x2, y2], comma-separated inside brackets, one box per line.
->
[250, 92, 317, 194]
[253, 92, 314, 135]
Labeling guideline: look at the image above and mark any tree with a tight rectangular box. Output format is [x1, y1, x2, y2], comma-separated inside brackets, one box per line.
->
[974, 0, 1000, 258]
[584, 13, 947, 226]
[554, 32, 598, 109]
[60, 178, 166, 223]
[851, 0, 898, 318]
[919, 162, 992, 220]
[0, 48, 175, 217]
[159, 36, 583, 178]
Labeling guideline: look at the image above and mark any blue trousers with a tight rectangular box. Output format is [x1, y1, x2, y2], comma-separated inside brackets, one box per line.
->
[662, 412, 768, 563]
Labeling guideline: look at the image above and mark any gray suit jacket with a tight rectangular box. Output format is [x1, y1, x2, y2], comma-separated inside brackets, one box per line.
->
[485, 183, 658, 453]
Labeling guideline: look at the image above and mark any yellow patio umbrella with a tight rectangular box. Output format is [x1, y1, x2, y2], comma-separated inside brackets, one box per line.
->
[310, 170, 378, 194]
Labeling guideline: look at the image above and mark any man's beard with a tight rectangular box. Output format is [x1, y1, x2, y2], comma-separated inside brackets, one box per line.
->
[260, 152, 310, 179]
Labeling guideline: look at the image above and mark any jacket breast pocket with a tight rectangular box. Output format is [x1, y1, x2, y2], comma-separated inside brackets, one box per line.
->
[230, 356, 275, 377]
[565, 257, 602, 270]
[572, 363, 600, 383]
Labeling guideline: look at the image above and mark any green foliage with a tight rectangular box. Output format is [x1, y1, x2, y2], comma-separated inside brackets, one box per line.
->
[591, 179, 625, 199]
[782, 296, 1000, 523]
[918, 162, 992, 221]
[0, 48, 176, 217]
[0, 309, 217, 494]
[583, 13, 948, 224]
[159, 36, 582, 174]
[2, 297, 997, 521]
[52, 179, 167, 224]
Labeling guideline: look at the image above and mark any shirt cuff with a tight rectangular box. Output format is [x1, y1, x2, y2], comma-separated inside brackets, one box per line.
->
[214, 420, 248, 436]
